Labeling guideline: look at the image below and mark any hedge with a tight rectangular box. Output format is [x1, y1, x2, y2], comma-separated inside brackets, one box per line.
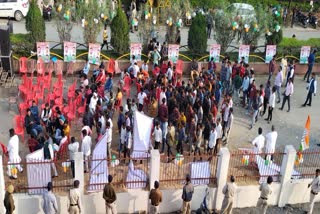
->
[279, 38, 320, 48]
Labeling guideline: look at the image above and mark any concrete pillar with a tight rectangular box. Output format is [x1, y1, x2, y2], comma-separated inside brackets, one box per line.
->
[149, 149, 160, 190]
[74, 152, 84, 193]
[214, 148, 230, 210]
[0, 156, 5, 214]
[278, 145, 296, 207]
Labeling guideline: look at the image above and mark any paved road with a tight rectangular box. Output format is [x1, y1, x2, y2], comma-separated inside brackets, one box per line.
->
[1, 18, 320, 49]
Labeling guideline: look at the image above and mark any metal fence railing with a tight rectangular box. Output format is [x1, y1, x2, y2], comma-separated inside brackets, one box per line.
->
[293, 148, 320, 179]
[86, 156, 149, 192]
[228, 150, 285, 185]
[159, 154, 218, 189]
[3, 159, 73, 194]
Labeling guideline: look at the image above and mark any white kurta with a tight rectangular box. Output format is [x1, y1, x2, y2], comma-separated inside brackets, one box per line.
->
[252, 134, 265, 153]
[7, 135, 21, 163]
[265, 131, 278, 154]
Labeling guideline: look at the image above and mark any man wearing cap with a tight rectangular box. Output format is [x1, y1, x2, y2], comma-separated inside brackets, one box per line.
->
[181, 174, 194, 214]
[307, 169, 320, 214]
[7, 129, 23, 179]
[68, 180, 82, 214]
[257, 176, 273, 214]
[149, 181, 162, 214]
[42, 182, 58, 214]
[4, 185, 15, 214]
[103, 175, 117, 214]
[220, 175, 237, 214]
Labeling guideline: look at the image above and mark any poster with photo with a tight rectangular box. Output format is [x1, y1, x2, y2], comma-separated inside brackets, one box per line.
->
[88, 43, 101, 65]
[265, 45, 277, 63]
[36, 42, 50, 63]
[168, 44, 180, 63]
[64, 42, 77, 62]
[300, 46, 311, 64]
[238, 45, 250, 64]
[130, 43, 142, 61]
[209, 44, 221, 63]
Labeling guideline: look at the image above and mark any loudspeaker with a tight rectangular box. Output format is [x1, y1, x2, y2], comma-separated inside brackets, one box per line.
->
[0, 25, 11, 71]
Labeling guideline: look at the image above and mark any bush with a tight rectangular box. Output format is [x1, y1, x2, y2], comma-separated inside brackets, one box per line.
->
[10, 34, 34, 57]
[111, 4, 130, 55]
[188, 14, 207, 54]
[25, 0, 46, 44]
[279, 38, 320, 48]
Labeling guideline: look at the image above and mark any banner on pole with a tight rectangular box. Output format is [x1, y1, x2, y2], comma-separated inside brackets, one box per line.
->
[36, 42, 50, 63]
[130, 43, 142, 61]
[265, 45, 277, 63]
[168, 44, 179, 63]
[300, 46, 311, 64]
[209, 44, 221, 63]
[64, 42, 77, 62]
[238, 45, 250, 64]
[88, 43, 101, 65]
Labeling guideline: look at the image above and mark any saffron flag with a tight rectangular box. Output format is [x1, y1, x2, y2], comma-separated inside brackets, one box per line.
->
[296, 115, 311, 164]
[300, 115, 311, 151]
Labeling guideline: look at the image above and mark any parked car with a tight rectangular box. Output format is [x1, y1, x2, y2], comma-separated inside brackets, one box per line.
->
[0, 0, 29, 21]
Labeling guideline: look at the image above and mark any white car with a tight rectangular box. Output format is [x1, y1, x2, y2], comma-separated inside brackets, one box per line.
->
[0, 0, 29, 21]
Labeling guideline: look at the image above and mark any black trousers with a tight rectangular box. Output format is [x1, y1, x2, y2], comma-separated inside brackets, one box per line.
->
[261, 97, 269, 116]
[281, 95, 290, 111]
[154, 141, 160, 150]
[304, 92, 313, 105]
[266, 106, 273, 121]
[101, 40, 108, 50]
[177, 140, 183, 154]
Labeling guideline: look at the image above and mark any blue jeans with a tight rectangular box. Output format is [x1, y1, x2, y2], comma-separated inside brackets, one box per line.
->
[31, 124, 43, 137]
[275, 85, 281, 103]
[160, 121, 168, 152]
[55, 129, 62, 143]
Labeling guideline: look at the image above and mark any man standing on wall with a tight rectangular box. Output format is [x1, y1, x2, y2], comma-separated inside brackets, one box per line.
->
[307, 169, 320, 214]
[103, 175, 117, 214]
[220, 175, 237, 214]
[149, 181, 162, 214]
[182, 174, 194, 214]
[257, 176, 273, 214]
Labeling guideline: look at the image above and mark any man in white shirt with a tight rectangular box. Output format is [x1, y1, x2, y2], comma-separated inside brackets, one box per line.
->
[274, 67, 283, 103]
[265, 125, 278, 161]
[167, 65, 173, 82]
[132, 62, 139, 78]
[265, 86, 276, 123]
[208, 124, 217, 155]
[224, 108, 234, 145]
[81, 129, 92, 173]
[307, 169, 320, 214]
[89, 92, 98, 114]
[98, 112, 106, 135]
[252, 127, 265, 154]
[152, 122, 162, 150]
[137, 90, 147, 111]
[214, 118, 223, 154]
[280, 78, 294, 112]
[141, 60, 148, 72]
[105, 122, 112, 160]
[68, 137, 79, 160]
[7, 129, 23, 179]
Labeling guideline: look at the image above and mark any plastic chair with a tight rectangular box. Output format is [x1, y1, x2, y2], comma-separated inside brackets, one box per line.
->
[55, 60, 64, 75]
[37, 58, 45, 76]
[175, 60, 183, 78]
[67, 80, 77, 100]
[19, 57, 28, 74]
[161, 63, 168, 75]
[13, 115, 25, 143]
[123, 75, 131, 97]
[107, 59, 115, 76]
[66, 62, 74, 76]
[136, 82, 142, 94]
[77, 100, 87, 117]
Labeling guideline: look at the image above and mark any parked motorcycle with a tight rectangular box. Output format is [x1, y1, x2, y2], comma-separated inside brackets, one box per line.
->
[308, 13, 318, 29]
[295, 10, 309, 28]
[43, 4, 52, 21]
[195, 188, 211, 214]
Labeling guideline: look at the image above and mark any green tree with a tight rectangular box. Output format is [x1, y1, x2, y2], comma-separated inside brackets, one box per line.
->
[78, 0, 110, 44]
[25, 0, 46, 43]
[188, 14, 207, 54]
[213, 9, 236, 53]
[111, 3, 130, 54]
[55, 0, 73, 43]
